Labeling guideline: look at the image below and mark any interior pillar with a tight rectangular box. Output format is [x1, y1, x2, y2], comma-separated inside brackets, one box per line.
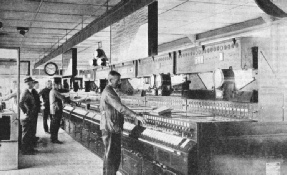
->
[148, 1, 158, 56]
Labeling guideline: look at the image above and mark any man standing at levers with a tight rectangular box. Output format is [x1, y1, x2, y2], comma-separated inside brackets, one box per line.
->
[39, 80, 52, 133]
[49, 82, 70, 143]
[31, 80, 41, 145]
[100, 70, 146, 175]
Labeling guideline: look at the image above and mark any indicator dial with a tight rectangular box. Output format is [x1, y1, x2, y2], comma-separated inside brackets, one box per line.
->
[44, 62, 58, 76]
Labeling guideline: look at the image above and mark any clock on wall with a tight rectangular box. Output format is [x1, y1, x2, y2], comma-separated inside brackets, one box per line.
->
[44, 62, 58, 76]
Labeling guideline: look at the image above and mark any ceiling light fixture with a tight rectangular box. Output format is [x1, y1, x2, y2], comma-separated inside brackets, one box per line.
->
[20, 30, 26, 36]
[232, 38, 236, 45]
[202, 45, 205, 51]
[89, 59, 95, 66]
[17, 27, 29, 36]
[90, 42, 108, 67]
[178, 50, 182, 57]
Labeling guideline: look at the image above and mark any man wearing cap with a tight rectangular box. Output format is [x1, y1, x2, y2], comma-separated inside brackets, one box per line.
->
[19, 77, 38, 154]
[49, 82, 70, 143]
[100, 70, 146, 175]
[39, 80, 52, 133]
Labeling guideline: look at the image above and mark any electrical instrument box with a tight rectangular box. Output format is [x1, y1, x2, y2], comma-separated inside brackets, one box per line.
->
[137, 53, 174, 77]
[112, 61, 136, 79]
[176, 37, 258, 74]
[95, 66, 111, 80]
[137, 57, 154, 77]
[153, 53, 174, 75]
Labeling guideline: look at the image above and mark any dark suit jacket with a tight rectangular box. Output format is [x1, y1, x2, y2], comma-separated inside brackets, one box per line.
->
[100, 85, 136, 133]
[19, 89, 39, 120]
[32, 89, 41, 114]
[39, 87, 51, 110]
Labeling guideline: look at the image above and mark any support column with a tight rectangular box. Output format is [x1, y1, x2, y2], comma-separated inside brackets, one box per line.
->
[71, 48, 77, 90]
[71, 48, 77, 77]
[62, 48, 77, 89]
[148, 1, 158, 56]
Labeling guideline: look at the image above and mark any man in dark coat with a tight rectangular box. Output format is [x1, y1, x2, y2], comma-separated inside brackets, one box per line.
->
[39, 80, 52, 133]
[100, 71, 146, 175]
[19, 77, 38, 154]
[31, 80, 41, 144]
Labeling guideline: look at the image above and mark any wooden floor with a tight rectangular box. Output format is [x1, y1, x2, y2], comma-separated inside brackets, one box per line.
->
[2, 115, 103, 175]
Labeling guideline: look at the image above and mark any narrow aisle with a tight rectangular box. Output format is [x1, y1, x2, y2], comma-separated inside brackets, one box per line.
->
[3, 115, 103, 175]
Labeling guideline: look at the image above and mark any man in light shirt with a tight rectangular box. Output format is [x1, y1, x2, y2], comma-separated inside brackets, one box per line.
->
[31, 80, 41, 144]
[100, 71, 146, 175]
[49, 82, 70, 144]
[39, 80, 52, 133]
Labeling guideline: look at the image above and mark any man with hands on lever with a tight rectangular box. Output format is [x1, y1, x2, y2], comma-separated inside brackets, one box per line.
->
[49, 82, 70, 144]
[100, 70, 146, 175]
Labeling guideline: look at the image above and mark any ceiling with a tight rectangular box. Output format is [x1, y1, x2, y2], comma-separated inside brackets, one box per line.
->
[0, 0, 266, 70]
[158, 0, 263, 43]
[0, 0, 118, 67]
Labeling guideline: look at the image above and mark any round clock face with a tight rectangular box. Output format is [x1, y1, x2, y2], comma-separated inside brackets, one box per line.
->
[44, 62, 58, 76]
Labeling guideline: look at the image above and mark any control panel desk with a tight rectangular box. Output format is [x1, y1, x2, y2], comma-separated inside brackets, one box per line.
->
[120, 108, 255, 175]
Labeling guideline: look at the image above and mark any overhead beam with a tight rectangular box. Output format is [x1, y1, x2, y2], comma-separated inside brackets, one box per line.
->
[28, 1, 114, 7]
[0, 9, 99, 17]
[0, 38, 58, 43]
[34, 0, 156, 68]
[2, 18, 91, 25]
[0, 44, 51, 49]
[196, 17, 266, 40]
[255, 0, 287, 18]
[3, 23, 81, 30]
[2, 26, 80, 32]
[0, 1, 109, 16]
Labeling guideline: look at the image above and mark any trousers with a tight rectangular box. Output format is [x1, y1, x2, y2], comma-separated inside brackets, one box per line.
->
[102, 130, 121, 175]
[21, 118, 34, 152]
[32, 114, 38, 139]
[50, 110, 62, 141]
[43, 109, 50, 132]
